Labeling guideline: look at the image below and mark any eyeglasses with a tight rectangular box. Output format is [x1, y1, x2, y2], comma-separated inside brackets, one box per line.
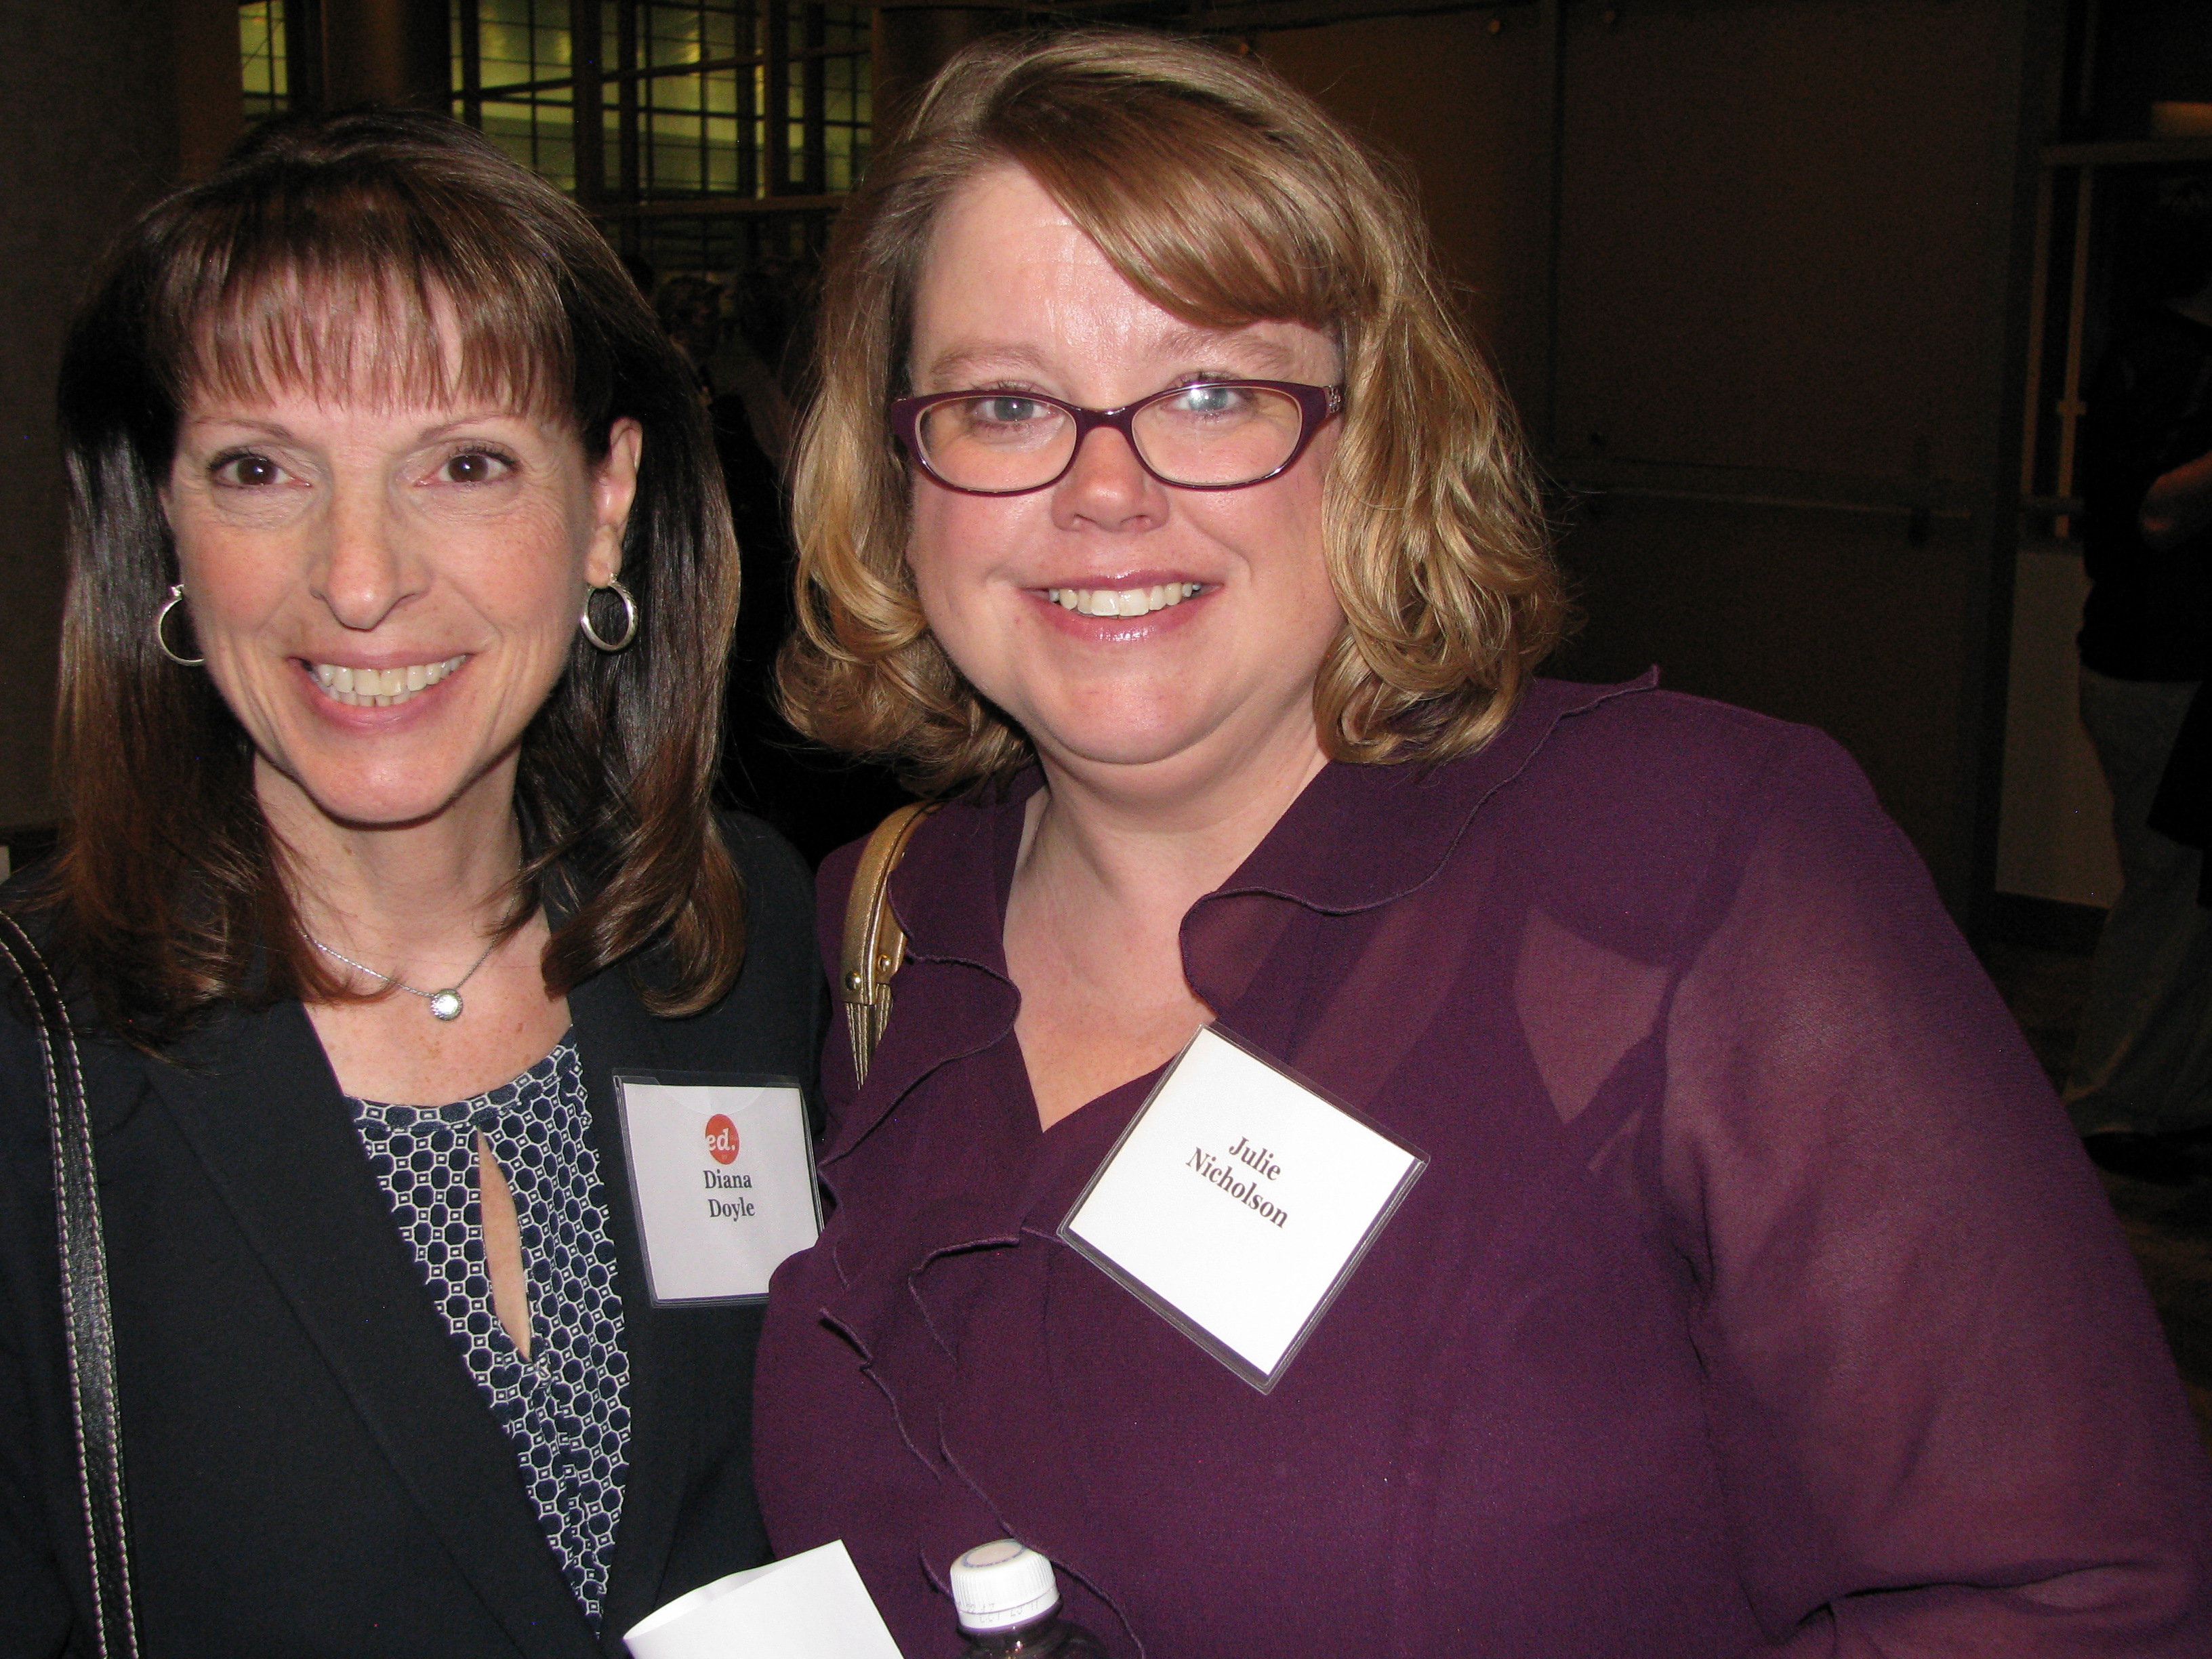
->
[890, 380, 1343, 496]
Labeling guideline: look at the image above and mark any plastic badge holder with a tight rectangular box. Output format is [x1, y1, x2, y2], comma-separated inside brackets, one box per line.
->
[1059, 1023, 1427, 1394]
[611, 1069, 822, 1307]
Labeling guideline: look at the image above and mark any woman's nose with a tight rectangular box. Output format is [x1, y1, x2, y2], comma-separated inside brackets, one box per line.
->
[311, 487, 422, 630]
[1051, 424, 1168, 533]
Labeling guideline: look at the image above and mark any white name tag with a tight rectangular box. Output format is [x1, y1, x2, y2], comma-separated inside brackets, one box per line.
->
[613, 1072, 821, 1306]
[1059, 1026, 1425, 1393]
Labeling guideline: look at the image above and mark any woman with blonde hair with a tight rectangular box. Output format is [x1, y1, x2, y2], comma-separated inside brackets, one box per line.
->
[755, 28, 2211, 1656]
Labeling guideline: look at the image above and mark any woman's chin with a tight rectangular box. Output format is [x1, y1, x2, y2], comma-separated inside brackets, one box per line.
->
[1029, 714, 1206, 773]
[296, 790, 468, 834]
[255, 754, 501, 836]
[1018, 678, 1325, 781]
[1032, 717, 1298, 784]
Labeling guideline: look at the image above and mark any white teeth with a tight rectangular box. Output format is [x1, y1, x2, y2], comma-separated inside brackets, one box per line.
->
[310, 655, 467, 708]
[1044, 583, 1202, 618]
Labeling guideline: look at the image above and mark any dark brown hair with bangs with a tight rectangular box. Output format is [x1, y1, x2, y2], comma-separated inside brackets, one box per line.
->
[48, 106, 747, 1049]
[778, 27, 1565, 793]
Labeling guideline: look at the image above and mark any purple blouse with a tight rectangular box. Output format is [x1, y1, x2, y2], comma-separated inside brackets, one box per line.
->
[754, 675, 2212, 1657]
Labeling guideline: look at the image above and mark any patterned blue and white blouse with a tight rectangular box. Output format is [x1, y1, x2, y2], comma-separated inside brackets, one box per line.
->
[347, 1036, 631, 1626]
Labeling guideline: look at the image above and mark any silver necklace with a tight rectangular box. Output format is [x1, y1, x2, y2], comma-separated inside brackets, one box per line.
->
[308, 933, 501, 1022]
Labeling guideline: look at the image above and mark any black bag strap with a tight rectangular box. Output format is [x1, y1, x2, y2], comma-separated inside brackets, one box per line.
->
[0, 910, 138, 1658]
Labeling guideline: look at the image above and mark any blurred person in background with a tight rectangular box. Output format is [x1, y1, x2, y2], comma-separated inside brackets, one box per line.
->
[2069, 172, 2212, 1187]
[658, 263, 910, 863]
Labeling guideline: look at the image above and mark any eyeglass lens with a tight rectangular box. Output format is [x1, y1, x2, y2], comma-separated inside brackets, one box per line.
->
[914, 384, 1308, 491]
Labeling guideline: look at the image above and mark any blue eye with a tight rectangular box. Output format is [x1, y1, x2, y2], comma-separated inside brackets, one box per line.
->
[1162, 384, 1255, 419]
[974, 396, 1045, 424]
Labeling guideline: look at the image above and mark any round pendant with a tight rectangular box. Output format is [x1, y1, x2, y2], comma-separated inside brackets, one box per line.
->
[428, 989, 464, 1021]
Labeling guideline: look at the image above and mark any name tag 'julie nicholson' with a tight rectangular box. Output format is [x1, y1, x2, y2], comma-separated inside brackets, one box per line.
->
[1059, 1027, 1425, 1393]
[613, 1072, 820, 1305]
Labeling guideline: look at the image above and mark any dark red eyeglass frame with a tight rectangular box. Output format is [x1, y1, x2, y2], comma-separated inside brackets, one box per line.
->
[888, 380, 1345, 495]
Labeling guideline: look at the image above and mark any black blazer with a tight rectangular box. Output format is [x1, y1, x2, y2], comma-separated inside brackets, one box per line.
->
[0, 818, 821, 1658]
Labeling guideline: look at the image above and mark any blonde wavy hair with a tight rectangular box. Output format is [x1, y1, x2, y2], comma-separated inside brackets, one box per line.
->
[779, 26, 1566, 792]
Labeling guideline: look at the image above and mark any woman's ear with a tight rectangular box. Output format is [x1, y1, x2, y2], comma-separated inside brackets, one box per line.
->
[586, 418, 644, 587]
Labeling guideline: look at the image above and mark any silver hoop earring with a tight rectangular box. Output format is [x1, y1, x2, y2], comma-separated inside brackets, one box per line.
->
[580, 577, 639, 653]
[155, 583, 204, 667]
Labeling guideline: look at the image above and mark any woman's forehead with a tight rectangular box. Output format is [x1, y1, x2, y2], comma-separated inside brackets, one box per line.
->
[178, 268, 565, 421]
[911, 163, 1336, 388]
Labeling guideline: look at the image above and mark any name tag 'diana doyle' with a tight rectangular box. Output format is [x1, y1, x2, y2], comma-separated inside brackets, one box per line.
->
[1059, 1025, 1427, 1392]
[613, 1071, 821, 1305]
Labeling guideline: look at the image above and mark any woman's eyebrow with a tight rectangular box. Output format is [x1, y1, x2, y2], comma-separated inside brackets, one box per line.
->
[180, 410, 298, 438]
[918, 343, 1049, 386]
[1147, 325, 1299, 376]
[415, 412, 534, 442]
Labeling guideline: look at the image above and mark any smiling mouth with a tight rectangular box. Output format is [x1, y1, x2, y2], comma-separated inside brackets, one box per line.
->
[1045, 583, 1203, 618]
[310, 655, 469, 708]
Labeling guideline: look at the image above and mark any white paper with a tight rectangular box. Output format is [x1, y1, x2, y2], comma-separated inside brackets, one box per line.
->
[614, 1075, 820, 1305]
[1061, 1026, 1423, 1388]
[623, 1540, 904, 1659]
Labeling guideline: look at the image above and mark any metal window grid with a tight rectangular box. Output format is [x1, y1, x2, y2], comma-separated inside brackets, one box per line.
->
[240, 0, 289, 123]
[450, 1, 869, 278]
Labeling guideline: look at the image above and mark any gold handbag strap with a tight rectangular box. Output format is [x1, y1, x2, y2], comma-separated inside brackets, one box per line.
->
[840, 800, 938, 1085]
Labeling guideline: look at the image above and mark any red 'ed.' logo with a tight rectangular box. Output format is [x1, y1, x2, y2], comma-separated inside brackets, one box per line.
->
[704, 1113, 739, 1166]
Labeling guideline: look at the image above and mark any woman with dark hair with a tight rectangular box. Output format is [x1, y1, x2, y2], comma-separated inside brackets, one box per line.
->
[754, 28, 2212, 1658]
[0, 108, 817, 1655]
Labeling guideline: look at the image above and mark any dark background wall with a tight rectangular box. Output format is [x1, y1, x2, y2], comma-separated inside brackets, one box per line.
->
[0, 0, 186, 831]
[1256, 0, 2047, 915]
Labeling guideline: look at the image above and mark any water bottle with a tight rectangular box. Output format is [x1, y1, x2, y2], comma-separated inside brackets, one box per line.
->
[950, 1539, 1110, 1657]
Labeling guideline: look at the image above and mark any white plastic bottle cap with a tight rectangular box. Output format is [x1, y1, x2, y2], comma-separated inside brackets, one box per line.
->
[951, 1538, 1061, 1631]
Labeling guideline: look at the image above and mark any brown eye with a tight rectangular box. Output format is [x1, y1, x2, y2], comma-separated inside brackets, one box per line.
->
[218, 453, 281, 487]
[443, 450, 507, 484]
